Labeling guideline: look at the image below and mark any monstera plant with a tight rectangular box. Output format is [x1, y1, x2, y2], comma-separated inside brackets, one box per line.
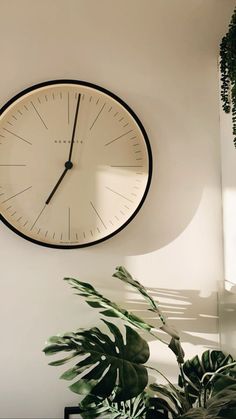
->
[43, 267, 236, 418]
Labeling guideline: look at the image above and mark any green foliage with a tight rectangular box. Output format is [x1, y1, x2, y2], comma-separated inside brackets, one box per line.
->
[220, 7, 236, 147]
[178, 350, 235, 404]
[43, 266, 236, 418]
[79, 392, 150, 418]
[44, 320, 149, 401]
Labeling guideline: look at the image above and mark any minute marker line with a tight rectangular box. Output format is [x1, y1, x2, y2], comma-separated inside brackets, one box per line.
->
[105, 186, 133, 203]
[90, 201, 107, 229]
[3, 128, 32, 145]
[90, 103, 106, 130]
[30, 205, 47, 231]
[104, 129, 133, 146]
[31, 101, 48, 129]
[2, 186, 32, 204]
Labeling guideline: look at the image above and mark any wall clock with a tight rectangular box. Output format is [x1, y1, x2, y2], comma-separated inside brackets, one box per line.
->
[0, 80, 152, 248]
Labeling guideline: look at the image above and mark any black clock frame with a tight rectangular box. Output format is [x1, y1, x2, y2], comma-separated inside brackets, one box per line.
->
[0, 79, 153, 249]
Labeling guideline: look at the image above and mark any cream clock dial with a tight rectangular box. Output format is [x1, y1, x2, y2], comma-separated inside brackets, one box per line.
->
[0, 80, 152, 248]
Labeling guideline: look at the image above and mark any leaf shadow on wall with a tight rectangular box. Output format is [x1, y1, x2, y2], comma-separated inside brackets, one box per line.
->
[124, 286, 219, 348]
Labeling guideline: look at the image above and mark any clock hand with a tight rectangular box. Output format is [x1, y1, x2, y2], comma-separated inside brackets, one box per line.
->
[68, 93, 81, 163]
[45, 94, 81, 206]
[45, 161, 72, 205]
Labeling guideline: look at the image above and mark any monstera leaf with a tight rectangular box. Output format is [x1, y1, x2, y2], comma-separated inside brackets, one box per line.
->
[78, 392, 150, 418]
[43, 320, 149, 401]
[179, 350, 235, 404]
[178, 384, 236, 418]
[64, 277, 155, 335]
[113, 266, 184, 363]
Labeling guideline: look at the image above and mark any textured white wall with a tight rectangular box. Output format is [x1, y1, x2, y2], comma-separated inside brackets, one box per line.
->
[0, 1, 235, 418]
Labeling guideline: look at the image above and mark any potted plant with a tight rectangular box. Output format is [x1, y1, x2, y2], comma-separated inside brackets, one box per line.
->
[43, 267, 236, 418]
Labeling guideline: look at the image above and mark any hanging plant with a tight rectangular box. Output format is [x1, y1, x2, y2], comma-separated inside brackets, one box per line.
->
[220, 7, 236, 147]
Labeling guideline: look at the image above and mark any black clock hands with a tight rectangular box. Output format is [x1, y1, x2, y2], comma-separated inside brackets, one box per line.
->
[45, 94, 81, 205]
[68, 93, 81, 163]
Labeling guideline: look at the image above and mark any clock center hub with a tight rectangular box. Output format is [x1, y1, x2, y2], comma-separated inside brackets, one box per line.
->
[65, 161, 73, 170]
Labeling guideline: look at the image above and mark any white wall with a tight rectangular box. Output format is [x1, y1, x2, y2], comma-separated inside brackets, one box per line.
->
[0, 1, 235, 418]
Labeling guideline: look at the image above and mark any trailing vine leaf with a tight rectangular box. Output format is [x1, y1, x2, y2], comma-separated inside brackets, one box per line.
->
[64, 276, 168, 344]
[43, 320, 149, 401]
[220, 7, 236, 147]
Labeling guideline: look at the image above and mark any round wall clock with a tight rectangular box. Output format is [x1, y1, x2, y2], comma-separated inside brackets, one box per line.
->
[0, 80, 152, 248]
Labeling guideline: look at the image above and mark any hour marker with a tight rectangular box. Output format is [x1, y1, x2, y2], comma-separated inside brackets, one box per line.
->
[90, 103, 106, 130]
[115, 215, 119, 221]
[68, 92, 70, 124]
[96, 98, 100, 105]
[23, 220, 28, 227]
[52, 93, 55, 100]
[45, 230, 48, 237]
[89, 96, 92, 102]
[45, 95, 48, 102]
[2, 185, 32, 204]
[76, 233, 78, 240]
[0, 134, 5, 138]
[37, 97, 41, 104]
[60, 92, 62, 99]
[120, 210, 125, 215]
[3, 128, 32, 145]
[108, 106, 112, 112]
[130, 136, 137, 140]
[124, 205, 130, 209]
[105, 186, 133, 203]
[31, 101, 48, 129]
[37, 228, 41, 235]
[60, 233, 63, 240]
[119, 117, 124, 122]
[123, 123, 129, 128]
[135, 150, 141, 153]
[18, 110, 23, 115]
[110, 165, 143, 168]
[114, 112, 118, 117]
[82, 94, 85, 100]
[136, 158, 143, 161]
[11, 211, 16, 216]
[30, 204, 46, 231]
[90, 230, 93, 236]
[68, 207, 71, 240]
[53, 232, 55, 239]
[83, 232, 86, 238]
[97, 227, 100, 233]
[90, 201, 107, 229]
[7, 121, 13, 126]
[24, 105, 29, 111]
[6, 206, 12, 210]
[133, 143, 139, 146]
[12, 115, 17, 120]
[105, 129, 133, 146]
[17, 216, 22, 222]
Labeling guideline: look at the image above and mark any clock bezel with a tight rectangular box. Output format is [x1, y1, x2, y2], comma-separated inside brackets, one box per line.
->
[0, 79, 153, 249]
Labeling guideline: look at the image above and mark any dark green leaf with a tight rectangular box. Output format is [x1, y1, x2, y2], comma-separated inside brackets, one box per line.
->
[43, 321, 150, 401]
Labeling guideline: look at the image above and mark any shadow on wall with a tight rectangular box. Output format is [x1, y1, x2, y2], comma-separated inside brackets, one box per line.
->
[123, 286, 219, 348]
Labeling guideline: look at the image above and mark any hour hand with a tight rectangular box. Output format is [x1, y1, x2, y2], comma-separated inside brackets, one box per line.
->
[45, 161, 72, 205]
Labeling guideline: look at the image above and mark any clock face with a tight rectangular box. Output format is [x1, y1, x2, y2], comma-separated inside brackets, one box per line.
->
[0, 80, 152, 248]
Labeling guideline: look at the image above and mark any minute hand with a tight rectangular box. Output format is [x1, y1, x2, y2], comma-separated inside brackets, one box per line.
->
[68, 93, 81, 162]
